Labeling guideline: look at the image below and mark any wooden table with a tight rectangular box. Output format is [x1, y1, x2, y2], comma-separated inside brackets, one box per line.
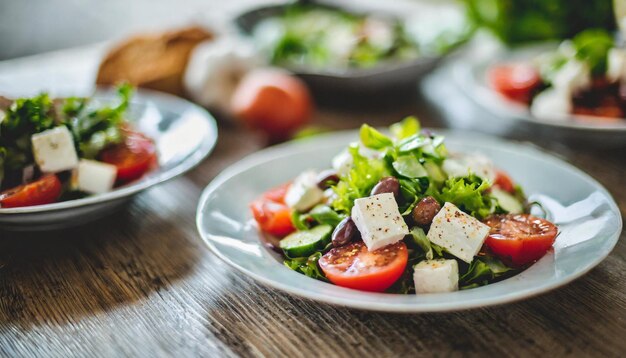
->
[0, 45, 625, 357]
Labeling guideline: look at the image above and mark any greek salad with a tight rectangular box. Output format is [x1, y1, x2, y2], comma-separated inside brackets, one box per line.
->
[0, 85, 157, 208]
[488, 29, 626, 122]
[251, 4, 467, 70]
[250, 118, 558, 293]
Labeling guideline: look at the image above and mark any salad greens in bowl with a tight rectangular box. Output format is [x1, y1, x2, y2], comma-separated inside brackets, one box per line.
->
[249, 118, 554, 293]
[235, 2, 470, 91]
[0, 86, 218, 230]
[197, 118, 621, 311]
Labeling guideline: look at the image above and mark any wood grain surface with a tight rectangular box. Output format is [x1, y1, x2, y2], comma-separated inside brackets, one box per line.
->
[0, 54, 625, 358]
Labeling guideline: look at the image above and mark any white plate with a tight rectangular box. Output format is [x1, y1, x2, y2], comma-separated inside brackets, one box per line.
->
[0, 88, 218, 230]
[196, 130, 622, 312]
[452, 43, 626, 145]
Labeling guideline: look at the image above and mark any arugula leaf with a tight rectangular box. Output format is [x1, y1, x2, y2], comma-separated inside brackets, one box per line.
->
[359, 124, 393, 149]
[459, 255, 514, 289]
[284, 252, 328, 281]
[390, 116, 420, 140]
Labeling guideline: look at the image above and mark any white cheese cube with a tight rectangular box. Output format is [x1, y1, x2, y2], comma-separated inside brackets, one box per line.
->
[413, 259, 459, 293]
[351, 193, 409, 251]
[284, 171, 324, 212]
[552, 59, 591, 95]
[76, 159, 117, 194]
[31, 126, 78, 173]
[607, 48, 626, 82]
[332, 150, 353, 176]
[530, 88, 572, 121]
[442, 153, 496, 183]
[427, 202, 490, 263]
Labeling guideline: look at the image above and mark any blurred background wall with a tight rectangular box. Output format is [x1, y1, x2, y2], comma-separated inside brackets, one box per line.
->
[0, 0, 262, 60]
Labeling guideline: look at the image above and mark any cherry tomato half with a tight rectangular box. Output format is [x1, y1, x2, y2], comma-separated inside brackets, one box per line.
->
[488, 64, 541, 104]
[483, 214, 558, 267]
[319, 241, 408, 292]
[100, 129, 157, 183]
[494, 170, 516, 194]
[250, 183, 295, 237]
[0, 174, 62, 208]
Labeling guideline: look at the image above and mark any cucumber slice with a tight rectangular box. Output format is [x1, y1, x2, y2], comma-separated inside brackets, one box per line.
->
[491, 188, 524, 214]
[279, 225, 333, 257]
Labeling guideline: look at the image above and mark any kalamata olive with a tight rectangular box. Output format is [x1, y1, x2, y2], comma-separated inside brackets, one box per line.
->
[332, 217, 359, 247]
[412, 196, 441, 227]
[316, 170, 340, 189]
[370, 176, 400, 198]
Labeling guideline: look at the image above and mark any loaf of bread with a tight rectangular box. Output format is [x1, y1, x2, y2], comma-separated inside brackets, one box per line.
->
[96, 26, 213, 97]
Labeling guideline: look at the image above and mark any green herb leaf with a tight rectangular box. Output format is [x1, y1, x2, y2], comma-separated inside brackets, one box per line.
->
[309, 205, 345, 227]
[390, 116, 420, 140]
[572, 28, 614, 75]
[392, 154, 428, 178]
[410, 227, 434, 260]
[284, 252, 328, 281]
[430, 175, 494, 219]
[359, 124, 393, 149]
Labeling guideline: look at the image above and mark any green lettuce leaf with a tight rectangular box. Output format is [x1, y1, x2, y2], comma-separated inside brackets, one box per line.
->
[572, 28, 614, 75]
[332, 145, 388, 214]
[390, 116, 420, 140]
[359, 124, 393, 149]
[459, 255, 515, 289]
[392, 154, 428, 178]
[431, 175, 494, 219]
[284, 252, 328, 281]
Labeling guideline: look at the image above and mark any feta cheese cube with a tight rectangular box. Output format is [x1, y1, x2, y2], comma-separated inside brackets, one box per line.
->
[351, 193, 409, 251]
[607, 48, 626, 82]
[332, 150, 353, 176]
[413, 259, 459, 293]
[530, 88, 572, 121]
[552, 59, 591, 95]
[284, 171, 324, 212]
[76, 159, 117, 194]
[427, 202, 490, 263]
[31, 126, 79, 173]
[442, 153, 496, 183]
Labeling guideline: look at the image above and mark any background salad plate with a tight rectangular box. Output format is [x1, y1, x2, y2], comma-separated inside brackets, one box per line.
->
[0, 88, 218, 231]
[451, 43, 626, 146]
[196, 130, 622, 312]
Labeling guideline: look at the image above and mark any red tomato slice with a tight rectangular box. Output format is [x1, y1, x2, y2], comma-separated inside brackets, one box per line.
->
[319, 241, 408, 292]
[250, 183, 295, 237]
[488, 64, 541, 104]
[483, 214, 558, 267]
[0, 174, 62, 208]
[262, 183, 291, 204]
[494, 170, 515, 194]
[100, 129, 157, 183]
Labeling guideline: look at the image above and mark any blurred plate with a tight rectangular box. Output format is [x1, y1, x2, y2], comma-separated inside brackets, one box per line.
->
[196, 130, 621, 312]
[452, 43, 626, 145]
[234, 2, 462, 93]
[0, 88, 218, 231]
